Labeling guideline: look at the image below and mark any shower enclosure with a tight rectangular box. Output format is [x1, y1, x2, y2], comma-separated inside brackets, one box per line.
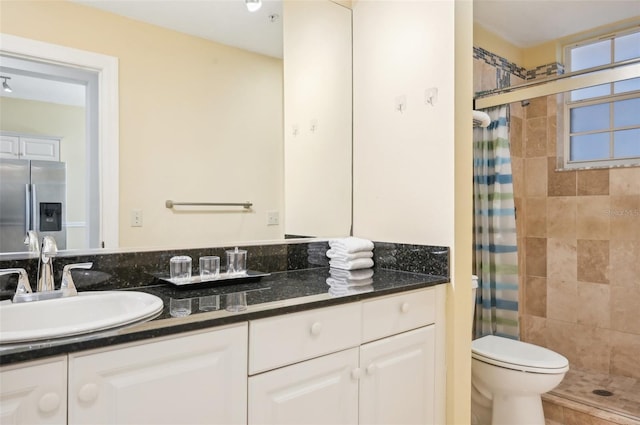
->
[473, 47, 640, 422]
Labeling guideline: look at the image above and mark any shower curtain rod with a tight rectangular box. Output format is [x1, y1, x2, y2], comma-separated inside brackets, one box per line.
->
[474, 57, 640, 110]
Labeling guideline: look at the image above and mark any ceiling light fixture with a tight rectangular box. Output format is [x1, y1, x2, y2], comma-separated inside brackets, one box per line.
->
[245, 0, 262, 12]
[1, 76, 12, 93]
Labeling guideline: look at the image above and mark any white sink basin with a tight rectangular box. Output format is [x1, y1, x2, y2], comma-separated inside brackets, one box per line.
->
[0, 291, 164, 344]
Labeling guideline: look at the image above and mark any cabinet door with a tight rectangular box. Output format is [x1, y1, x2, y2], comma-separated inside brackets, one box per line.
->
[249, 348, 359, 425]
[0, 356, 67, 425]
[359, 326, 435, 425]
[68, 324, 247, 425]
[20, 137, 60, 161]
[0, 135, 20, 159]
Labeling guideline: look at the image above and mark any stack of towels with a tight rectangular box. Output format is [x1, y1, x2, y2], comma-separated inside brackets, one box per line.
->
[326, 237, 374, 270]
[326, 268, 374, 297]
[326, 237, 375, 297]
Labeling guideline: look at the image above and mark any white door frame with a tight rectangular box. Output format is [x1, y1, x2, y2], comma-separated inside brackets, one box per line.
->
[0, 33, 119, 249]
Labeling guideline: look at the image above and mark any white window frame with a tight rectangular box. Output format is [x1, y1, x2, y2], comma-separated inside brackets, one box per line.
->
[561, 28, 640, 169]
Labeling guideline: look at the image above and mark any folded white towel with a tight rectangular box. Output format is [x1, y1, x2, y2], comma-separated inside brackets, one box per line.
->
[329, 258, 374, 270]
[328, 285, 373, 297]
[329, 268, 374, 281]
[473, 110, 491, 128]
[326, 249, 373, 260]
[329, 237, 374, 253]
[326, 277, 374, 287]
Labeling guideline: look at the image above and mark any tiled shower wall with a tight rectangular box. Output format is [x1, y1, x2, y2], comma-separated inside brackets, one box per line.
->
[473, 48, 640, 380]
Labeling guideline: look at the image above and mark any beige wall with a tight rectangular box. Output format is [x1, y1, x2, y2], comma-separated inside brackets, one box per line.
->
[0, 0, 284, 248]
[474, 24, 523, 65]
[353, 1, 473, 422]
[0, 97, 87, 248]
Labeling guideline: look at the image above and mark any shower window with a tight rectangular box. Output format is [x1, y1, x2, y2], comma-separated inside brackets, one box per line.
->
[563, 28, 640, 168]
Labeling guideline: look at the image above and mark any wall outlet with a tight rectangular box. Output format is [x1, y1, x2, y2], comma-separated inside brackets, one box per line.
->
[131, 209, 143, 227]
[267, 210, 279, 226]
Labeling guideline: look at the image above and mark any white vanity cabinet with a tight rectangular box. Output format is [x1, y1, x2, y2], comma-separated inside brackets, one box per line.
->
[249, 348, 360, 424]
[0, 356, 67, 425]
[248, 288, 441, 425]
[359, 326, 435, 424]
[67, 324, 247, 425]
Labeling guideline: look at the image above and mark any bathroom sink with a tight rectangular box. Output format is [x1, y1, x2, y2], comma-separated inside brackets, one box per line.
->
[0, 291, 163, 344]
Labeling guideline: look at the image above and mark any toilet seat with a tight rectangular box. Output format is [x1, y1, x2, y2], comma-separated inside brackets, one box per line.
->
[472, 335, 569, 374]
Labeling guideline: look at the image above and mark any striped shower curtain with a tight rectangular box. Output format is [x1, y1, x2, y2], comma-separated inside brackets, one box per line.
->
[473, 105, 519, 340]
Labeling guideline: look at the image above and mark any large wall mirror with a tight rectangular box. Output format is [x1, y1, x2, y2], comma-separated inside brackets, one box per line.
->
[0, 0, 352, 256]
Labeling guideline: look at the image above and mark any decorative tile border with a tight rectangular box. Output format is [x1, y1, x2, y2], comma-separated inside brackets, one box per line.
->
[473, 47, 528, 80]
[473, 46, 565, 86]
[526, 62, 565, 80]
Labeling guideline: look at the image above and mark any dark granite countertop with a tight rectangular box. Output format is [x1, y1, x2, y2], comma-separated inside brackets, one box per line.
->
[0, 267, 448, 366]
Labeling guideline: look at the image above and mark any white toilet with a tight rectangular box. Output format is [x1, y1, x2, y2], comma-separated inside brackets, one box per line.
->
[470, 276, 569, 425]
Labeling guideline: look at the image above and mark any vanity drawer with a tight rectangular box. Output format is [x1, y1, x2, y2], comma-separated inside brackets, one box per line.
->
[362, 288, 435, 343]
[249, 303, 361, 375]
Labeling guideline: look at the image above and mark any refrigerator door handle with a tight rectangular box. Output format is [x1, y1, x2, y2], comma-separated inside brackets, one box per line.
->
[25, 184, 31, 235]
[32, 183, 39, 233]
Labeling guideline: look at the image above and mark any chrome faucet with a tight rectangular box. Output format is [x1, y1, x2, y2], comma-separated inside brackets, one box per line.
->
[0, 268, 33, 302]
[1, 260, 93, 303]
[37, 236, 58, 292]
[23, 230, 40, 253]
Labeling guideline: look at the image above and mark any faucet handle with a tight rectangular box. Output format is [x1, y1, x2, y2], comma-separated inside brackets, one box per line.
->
[23, 231, 40, 253]
[0, 268, 33, 302]
[61, 263, 93, 296]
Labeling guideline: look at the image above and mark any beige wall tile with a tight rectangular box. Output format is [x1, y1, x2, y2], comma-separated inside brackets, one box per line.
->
[547, 115, 557, 158]
[610, 167, 640, 196]
[609, 196, 640, 241]
[525, 276, 547, 317]
[577, 282, 610, 328]
[611, 286, 640, 335]
[610, 240, 640, 288]
[526, 116, 548, 157]
[577, 240, 610, 284]
[574, 325, 611, 373]
[527, 96, 547, 119]
[610, 331, 640, 379]
[546, 319, 578, 365]
[526, 237, 547, 277]
[511, 100, 524, 119]
[577, 169, 610, 196]
[590, 417, 622, 425]
[525, 157, 548, 197]
[576, 196, 611, 240]
[522, 314, 548, 346]
[526, 197, 547, 237]
[548, 157, 577, 197]
[473, 59, 486, 94]
[512, 158, 524, 203]
[547, 197, 576, 239]
[547, 279, 578, 323]
[542, 400, 564, 423]
[548, 238, 577, 282]
[564, 407, 597, 425]
[547, 94, 558, 118]
[510, 116, 523, 157]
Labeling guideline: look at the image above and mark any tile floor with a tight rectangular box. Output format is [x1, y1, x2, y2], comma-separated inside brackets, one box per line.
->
[543, 367, 640, 425]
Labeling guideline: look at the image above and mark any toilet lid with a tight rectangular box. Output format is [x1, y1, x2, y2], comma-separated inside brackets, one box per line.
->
[472, 335, 569, 374]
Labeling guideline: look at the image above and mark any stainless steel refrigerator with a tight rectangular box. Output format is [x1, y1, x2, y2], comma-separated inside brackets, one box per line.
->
[0, 159, 67, 253]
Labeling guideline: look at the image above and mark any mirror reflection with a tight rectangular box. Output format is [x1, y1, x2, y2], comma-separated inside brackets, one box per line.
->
[0, 0, 353, 256]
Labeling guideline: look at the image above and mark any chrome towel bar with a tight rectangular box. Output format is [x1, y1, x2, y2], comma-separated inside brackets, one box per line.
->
[165, 200, 253, 209]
